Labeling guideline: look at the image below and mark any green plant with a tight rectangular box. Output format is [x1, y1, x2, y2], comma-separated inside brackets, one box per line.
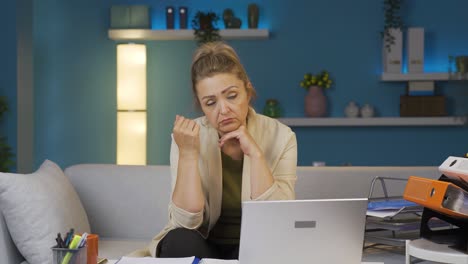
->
[299, 71, 333, 90]
[382, 0, 404, 52]
[192, 11, 222, 45]
[0, 96, 14, 172]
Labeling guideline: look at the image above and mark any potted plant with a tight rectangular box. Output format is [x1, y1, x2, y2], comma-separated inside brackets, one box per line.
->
[192, 11, 222, 45]
[300, 71, 333, 90]
[382, 0, 404, 52]
[0, 96, 14, 172]
[299, 71, 333, 117]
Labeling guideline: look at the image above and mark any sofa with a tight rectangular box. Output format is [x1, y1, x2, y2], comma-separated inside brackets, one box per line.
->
[0, 163, 441, 264]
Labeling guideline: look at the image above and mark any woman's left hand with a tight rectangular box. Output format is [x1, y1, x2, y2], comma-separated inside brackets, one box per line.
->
[218, 125, 262, 158]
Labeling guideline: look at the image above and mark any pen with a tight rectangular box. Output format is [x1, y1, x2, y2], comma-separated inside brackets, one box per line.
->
[56, 233, 65, 248]
[78, 232, 88, 248]
[64, 228, 74, 247]
[63, 231, 70, 247]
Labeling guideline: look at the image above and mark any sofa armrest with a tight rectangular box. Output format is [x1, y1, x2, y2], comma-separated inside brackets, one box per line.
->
[0, 213, 24, 264]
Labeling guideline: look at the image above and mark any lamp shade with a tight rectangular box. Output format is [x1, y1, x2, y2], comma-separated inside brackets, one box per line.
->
[117, 111, 146, 165]
[117, 44, 146, 110]
[116, 43, 147, 165]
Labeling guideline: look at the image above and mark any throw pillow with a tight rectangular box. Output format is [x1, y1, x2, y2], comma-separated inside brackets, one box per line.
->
[0, 160, 90, 264]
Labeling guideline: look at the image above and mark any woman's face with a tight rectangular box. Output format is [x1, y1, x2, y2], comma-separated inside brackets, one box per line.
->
[196, 73, 251, 136]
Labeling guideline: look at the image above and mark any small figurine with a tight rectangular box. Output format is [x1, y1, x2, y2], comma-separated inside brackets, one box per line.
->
[222, 8, 242, 29]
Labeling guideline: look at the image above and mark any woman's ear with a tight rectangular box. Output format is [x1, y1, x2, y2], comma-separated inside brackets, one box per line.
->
[246, 82, 253, 101]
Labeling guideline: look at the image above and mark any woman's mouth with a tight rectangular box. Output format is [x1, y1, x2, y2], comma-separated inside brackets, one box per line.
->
[220, 118, 234, 125]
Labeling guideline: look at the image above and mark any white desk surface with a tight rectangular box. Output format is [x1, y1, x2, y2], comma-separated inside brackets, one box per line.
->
[106, 260, 384, 264]
[103, 243, 419, 264]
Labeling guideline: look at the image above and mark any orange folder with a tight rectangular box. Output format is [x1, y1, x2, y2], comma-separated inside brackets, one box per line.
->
[403, 176, 468, 219]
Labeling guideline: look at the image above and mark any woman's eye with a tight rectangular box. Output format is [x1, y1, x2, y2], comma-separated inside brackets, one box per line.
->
[206, 100, 215, 106]
[227, 93, 237, 99]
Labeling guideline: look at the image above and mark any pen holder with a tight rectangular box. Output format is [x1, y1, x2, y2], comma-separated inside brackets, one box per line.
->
[52, 246, 87, 264]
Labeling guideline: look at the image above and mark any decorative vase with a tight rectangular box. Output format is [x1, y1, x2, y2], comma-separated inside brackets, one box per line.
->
[179, 7, 188, 29]
[165, 6, 175, 29]
[360, 104, 375, 118]
[304, 86, 327, 117]
[247, 3, 259, 29]
[263, 99, 281, 118]
[344, 101, 360, 118]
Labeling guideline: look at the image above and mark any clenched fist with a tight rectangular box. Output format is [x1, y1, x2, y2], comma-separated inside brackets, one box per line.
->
[173, 115, 200, 156]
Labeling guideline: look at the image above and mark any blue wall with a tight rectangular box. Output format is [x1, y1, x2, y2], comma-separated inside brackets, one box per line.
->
[0, 0, 17, 170]
[32, 0, 468, 169]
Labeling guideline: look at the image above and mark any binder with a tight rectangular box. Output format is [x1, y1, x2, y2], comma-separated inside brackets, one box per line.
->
[438, 156, 468, 182]
[403, 176, 468, 218]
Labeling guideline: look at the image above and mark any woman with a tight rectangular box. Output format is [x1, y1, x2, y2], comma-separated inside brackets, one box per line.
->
[133, 42, 297, 259]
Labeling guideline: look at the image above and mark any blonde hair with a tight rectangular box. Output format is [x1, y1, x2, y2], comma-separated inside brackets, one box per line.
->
[191, 42, 256, 108]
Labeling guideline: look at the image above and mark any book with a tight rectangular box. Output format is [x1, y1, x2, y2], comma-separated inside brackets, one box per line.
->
[407, 81, 434, 96]
[367, 199, 422, 218]
[383, 28, 403, 73]
[407, 27, 425, 73]
[403, 176, 468, 218]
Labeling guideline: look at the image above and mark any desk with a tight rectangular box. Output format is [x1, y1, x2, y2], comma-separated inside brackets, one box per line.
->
[100, 242, 415, 264]
[363, 244, 444, 264]
[106, 260, 384, 264]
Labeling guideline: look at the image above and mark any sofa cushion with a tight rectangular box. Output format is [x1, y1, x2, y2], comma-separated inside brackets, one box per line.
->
[0, 160, 90, 264]
[65, 164, 172, 240]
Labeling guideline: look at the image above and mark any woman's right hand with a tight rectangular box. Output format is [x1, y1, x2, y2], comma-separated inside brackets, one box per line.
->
[173, 115, 200, 156]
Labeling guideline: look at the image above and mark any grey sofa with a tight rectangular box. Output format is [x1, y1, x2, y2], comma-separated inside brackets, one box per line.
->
[0, 164, 441, 263]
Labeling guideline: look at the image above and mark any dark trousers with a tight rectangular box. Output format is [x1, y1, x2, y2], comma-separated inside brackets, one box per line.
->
[157, 228, 239, 260]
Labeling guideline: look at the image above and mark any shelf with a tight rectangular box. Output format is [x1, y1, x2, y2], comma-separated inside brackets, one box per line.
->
[277, 117, 468, 127]
[108, 29, 269, 41]
[381, 73, 450, 81]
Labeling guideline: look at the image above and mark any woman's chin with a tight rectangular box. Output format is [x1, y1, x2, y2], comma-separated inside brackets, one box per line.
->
[218, 122, 240, 134]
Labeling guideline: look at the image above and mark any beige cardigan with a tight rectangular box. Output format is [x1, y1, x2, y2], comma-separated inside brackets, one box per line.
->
[130, 109, 297, 257]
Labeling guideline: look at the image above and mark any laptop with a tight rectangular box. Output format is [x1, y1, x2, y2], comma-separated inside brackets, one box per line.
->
[238, 198, 368, 264]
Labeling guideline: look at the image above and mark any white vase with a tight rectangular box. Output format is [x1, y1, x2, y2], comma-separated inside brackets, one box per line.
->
[360, 104, 375, 118]
[344, 101, 360, 118]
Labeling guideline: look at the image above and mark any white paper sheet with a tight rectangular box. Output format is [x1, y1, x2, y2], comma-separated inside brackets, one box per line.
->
[199, 259, 239, 264]
[116, 257, 196, 264]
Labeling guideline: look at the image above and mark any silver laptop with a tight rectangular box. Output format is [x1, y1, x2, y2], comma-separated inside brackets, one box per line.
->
[238, 198, 368, 264]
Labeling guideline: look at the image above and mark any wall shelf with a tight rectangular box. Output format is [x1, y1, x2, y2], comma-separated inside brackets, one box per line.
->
[381, 73, 450, 81]
[277, 117, 468, 127]
[108, 29, 269, 41]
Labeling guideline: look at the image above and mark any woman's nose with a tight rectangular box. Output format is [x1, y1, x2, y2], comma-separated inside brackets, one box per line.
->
[218, 100, 229, 114]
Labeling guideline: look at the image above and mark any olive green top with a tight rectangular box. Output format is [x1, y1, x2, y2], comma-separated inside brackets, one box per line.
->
[208, 151, 243, 245]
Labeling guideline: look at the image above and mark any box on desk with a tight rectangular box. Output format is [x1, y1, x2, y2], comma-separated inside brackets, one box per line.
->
[400, 95, 446, 117]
